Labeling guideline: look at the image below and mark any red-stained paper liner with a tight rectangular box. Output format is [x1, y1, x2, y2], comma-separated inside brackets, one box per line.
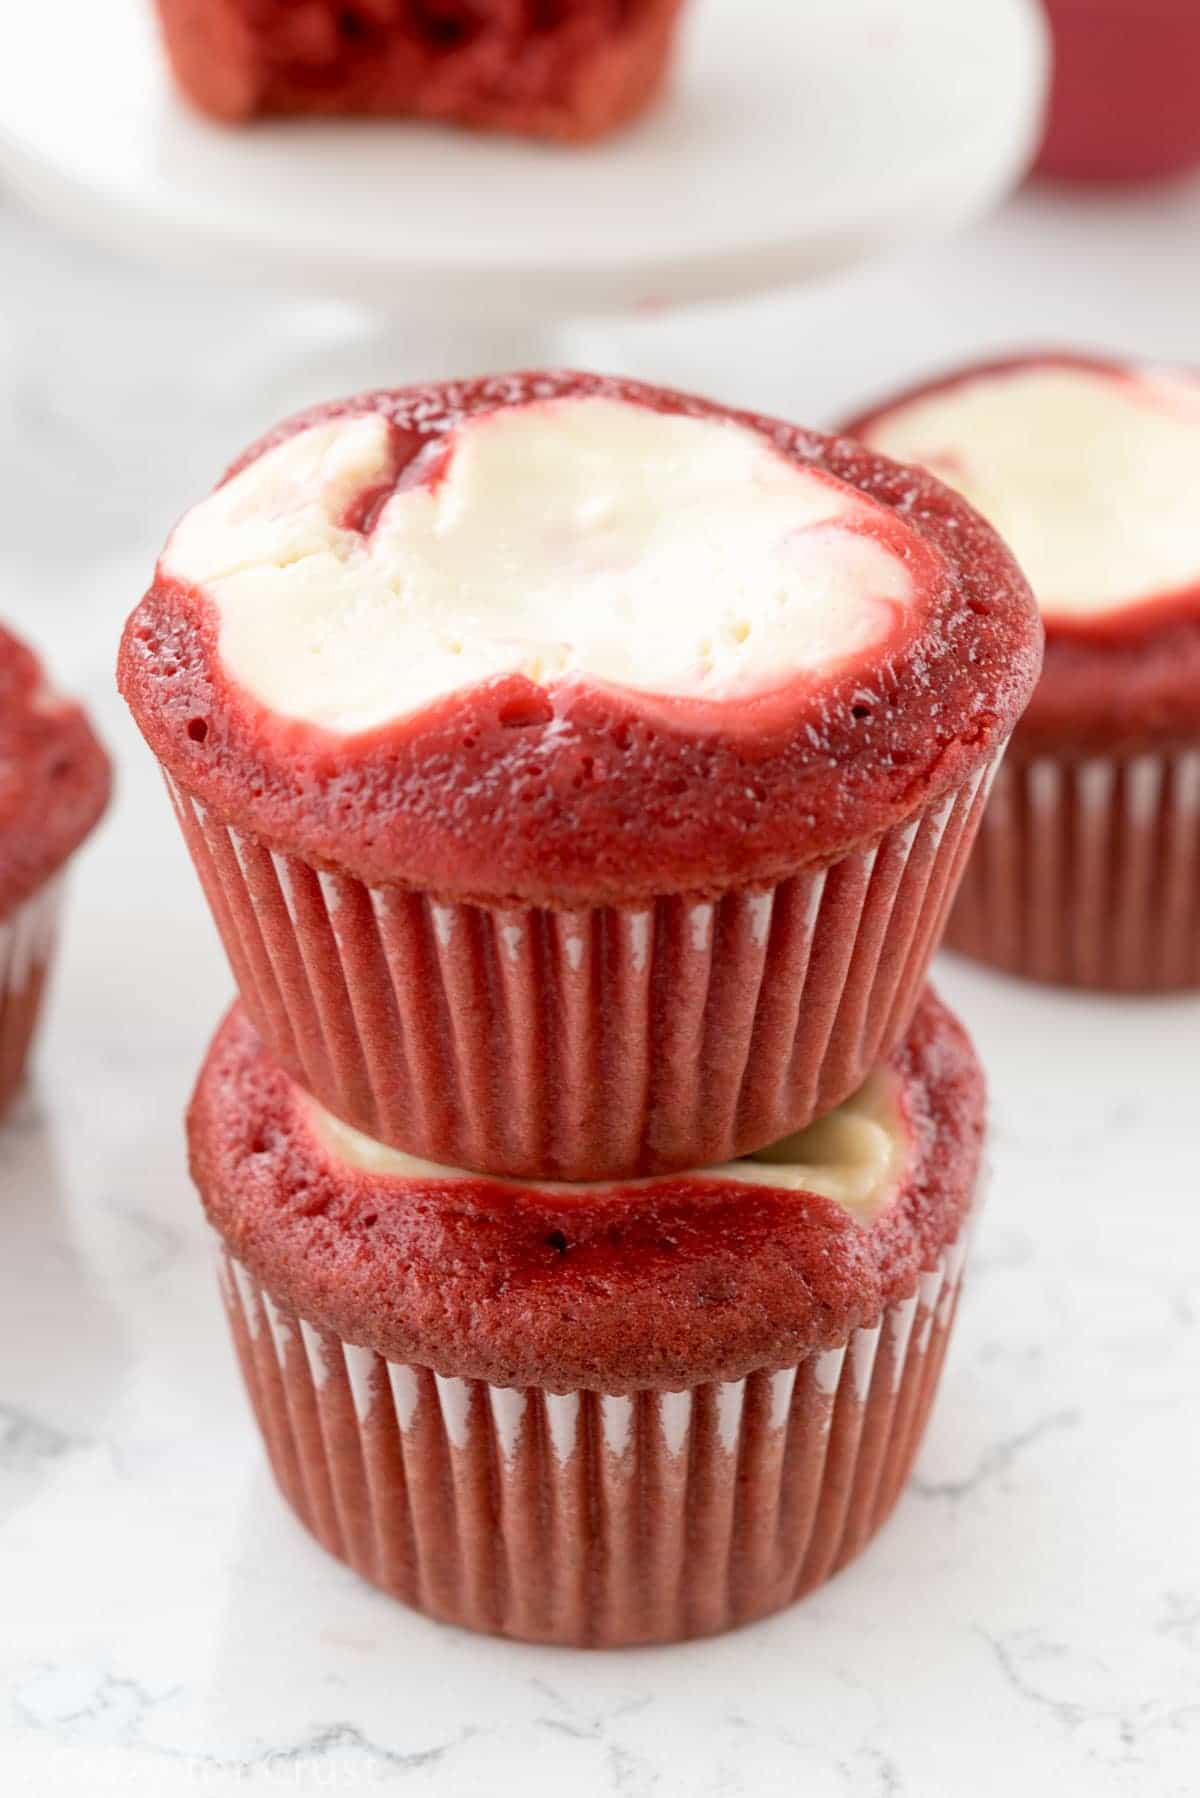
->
[0, 878, 62, 1120]
[166, 757, 996, 1180]
[215, 1220, 972, 1647]
[947, 748, 1200, 990]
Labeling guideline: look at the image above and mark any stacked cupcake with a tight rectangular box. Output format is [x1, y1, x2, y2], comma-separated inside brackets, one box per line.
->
[120, 372, 1041, 1644]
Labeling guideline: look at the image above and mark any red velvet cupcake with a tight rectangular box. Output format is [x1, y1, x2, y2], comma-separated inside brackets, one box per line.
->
[846, 352, 1200, 990]
[190, 985, 984, 1646]
[120, 372, 1037, 1177]
[154, 0, 686, 143]
[0, 625, 111, 1118]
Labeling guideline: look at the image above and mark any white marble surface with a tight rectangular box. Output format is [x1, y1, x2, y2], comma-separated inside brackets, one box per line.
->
[1, 184, 1199, 1797]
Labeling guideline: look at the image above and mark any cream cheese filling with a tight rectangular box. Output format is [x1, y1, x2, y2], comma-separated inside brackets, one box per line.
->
[859, 361, 1200, 621]
[304, 1066, 908, 1226]
[163, 395, 920, 734]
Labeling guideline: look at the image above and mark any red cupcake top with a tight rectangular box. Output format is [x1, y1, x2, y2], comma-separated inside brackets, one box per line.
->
[189, 987, 984, 1391]
[0, 624, 111, 915]
[121, 372, 1039, 906]
[845, 351, 1200, 755]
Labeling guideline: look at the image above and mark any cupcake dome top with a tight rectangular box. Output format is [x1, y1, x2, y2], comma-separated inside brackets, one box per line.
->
[846, 352, 1200, 751]
[189, 987, 984, 1390]
[121, 372, 1040, 906]
[0, 624, 111, 915]
[161, 394, 930, 736]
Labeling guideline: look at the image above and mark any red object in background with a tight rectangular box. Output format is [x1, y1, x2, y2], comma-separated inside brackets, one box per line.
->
[1036, 0, 1200, 181]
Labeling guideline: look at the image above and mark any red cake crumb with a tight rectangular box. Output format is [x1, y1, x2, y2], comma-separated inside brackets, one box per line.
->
[189, 986, 985, 1391]
[155, 0, 686, 142]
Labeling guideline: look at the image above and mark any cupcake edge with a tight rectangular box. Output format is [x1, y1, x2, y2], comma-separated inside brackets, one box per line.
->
[120, 370, 1041, 909]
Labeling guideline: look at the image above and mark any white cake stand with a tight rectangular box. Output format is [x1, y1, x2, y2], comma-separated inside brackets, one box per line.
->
[0, 0, 1048, 384]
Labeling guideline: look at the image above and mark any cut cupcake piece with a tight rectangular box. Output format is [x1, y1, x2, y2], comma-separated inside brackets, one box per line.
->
[122, 371, 1039, 1177]
[846, 352, 1200, 989]
[191, 986, 985, 1646]
[154, 0, 686, 142]
[0, 625, 111, 1120]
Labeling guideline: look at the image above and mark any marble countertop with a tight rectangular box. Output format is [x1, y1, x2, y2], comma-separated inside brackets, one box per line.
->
[1, 183, 1198, 1797]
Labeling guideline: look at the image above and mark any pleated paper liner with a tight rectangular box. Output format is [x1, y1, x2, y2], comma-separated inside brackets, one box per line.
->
[947, 747, 1200, 990]
[216, 1219, 971, 1648]
[167, 754, 997, 1181]
[0, 878, 62, 1120]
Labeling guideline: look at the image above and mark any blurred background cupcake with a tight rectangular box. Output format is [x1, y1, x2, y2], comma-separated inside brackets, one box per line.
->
[0, 624, 110, 1120]
[845, 351, 1200, 989]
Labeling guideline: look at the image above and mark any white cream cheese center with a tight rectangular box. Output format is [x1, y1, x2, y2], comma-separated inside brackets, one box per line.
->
[860, 362, 1200, 621]
[306, 1067, 907, 1226]
[163, 396, 918, 734]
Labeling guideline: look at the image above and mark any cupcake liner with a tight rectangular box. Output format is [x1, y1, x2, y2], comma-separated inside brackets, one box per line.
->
[0, 878, 62, 1120]
[947, 747, 1200, 990]
[215, 1219, 972, 1647]
[167, 756, 996, 1180]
